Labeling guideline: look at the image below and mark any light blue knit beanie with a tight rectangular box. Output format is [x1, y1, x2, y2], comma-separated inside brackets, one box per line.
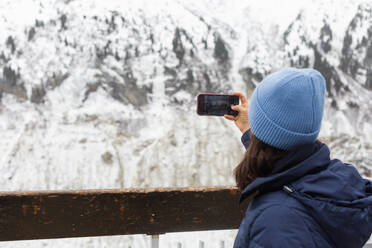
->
[249, 67, 326, 150]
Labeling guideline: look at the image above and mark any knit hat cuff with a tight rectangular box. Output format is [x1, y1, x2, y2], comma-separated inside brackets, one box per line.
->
[249, 90, 320, 150]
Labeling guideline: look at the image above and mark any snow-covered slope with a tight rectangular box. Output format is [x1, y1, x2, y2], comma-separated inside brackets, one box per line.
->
[0, 0, 242, 192]
[0, 0, 371, 247]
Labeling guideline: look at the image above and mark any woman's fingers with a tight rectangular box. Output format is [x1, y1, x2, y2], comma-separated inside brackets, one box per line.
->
[224, 114, 237, 121]
[231, 105, 246, 112]
[232, 92, 248, 107]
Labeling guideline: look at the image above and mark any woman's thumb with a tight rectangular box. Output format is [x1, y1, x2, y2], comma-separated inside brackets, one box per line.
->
[231, 105, 244, 112]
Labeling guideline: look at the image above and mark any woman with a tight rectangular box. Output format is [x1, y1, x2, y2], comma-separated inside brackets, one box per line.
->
[224, 68, 372, 248]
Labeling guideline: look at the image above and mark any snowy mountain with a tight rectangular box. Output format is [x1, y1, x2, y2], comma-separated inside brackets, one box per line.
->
[0, 0, 371, 247]
[341, 4, 372, 90]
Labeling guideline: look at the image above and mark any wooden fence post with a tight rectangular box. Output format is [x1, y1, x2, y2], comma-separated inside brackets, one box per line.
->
[151, 235, 159, 248]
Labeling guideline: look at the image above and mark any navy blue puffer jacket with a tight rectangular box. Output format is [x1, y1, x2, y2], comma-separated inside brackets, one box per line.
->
[234, 131, 372, 248]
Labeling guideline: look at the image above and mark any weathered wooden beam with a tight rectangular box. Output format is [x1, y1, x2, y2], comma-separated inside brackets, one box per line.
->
[0, 186, 248, 241]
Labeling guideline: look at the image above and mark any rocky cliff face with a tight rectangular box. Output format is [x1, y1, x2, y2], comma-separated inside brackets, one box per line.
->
[341, 4, 372, 90]
[0, 0, 371, 247]
[0, 1, 244, 207]
[0, 0, 235, 106]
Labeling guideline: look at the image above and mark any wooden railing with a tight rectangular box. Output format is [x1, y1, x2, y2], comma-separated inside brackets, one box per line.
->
[0, 186, 249, 242]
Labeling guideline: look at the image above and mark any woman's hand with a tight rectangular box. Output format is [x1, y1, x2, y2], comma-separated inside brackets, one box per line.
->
[224, 92, 250, 133]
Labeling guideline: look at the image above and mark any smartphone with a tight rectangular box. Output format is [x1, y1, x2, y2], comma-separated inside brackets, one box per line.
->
[197, 93, 239, 116]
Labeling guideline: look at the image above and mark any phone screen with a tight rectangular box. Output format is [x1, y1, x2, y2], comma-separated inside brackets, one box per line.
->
[197, 94, 239, 116]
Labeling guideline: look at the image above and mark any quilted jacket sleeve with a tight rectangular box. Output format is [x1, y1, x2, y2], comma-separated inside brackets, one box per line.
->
[248, 205, 315, 248]
[241, 129, 251, 150]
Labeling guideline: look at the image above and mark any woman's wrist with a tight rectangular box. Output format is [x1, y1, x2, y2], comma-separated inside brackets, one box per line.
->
[240, 126, 250, 134]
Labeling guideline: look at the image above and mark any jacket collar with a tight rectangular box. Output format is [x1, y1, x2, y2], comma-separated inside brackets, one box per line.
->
[240, 141, 331, 203]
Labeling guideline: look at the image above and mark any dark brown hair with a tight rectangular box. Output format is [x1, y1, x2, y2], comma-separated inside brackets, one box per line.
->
[234, 131, 288, 191]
